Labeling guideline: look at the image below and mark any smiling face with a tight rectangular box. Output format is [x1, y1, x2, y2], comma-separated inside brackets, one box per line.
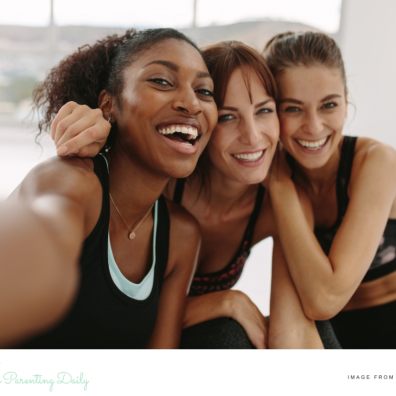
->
[277, 65, 347, 170]
[206, 67, 279, 185]
[109, 38, 218, 179]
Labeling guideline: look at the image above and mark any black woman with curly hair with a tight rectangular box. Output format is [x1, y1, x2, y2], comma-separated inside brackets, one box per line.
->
[0, 28, 217, 348]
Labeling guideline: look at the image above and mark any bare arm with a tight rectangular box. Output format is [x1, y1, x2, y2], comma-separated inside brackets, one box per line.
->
[0, 158, 101, 345]
[147, 204, 201, 348]
[269, 238, 323, 349]
[270, 142, 396, 319]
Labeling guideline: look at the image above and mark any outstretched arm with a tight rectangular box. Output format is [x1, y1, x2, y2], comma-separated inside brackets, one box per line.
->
[269, 142, 396, 319]
[0, 158, 101, 345]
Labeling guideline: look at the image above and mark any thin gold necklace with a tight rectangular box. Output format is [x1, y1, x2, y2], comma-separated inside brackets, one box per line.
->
[109, 193, 154, 240]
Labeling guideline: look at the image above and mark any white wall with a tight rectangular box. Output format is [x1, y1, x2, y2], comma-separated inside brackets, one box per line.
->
[339, 0, 396, 147]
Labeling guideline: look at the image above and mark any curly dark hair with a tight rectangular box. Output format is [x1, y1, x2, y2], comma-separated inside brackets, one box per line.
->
[33, 28, 200, 135]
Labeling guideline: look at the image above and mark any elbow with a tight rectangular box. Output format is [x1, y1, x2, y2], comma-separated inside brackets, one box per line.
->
[301, 291, 346, 321]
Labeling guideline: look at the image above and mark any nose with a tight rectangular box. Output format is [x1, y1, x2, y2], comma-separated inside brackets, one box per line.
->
[303, 111, 323, 135]
[239, 116, 262, 146]
[172, 86, 202, 115]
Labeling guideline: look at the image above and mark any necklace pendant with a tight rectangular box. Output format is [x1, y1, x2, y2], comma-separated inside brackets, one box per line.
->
[128, 231, 136, 240]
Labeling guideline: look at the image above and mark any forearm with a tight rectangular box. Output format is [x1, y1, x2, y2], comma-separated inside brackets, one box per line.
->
[0, 202, 79, 346]
[269, 240, 323, 349]
[270, 183, 342, 317]
[269, 319, 323, 349]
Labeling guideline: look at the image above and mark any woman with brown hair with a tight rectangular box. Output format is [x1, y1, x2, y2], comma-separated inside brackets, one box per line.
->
[264, 31, 396, 348]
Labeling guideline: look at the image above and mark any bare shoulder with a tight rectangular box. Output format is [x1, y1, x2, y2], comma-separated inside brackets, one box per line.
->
[166, 198, 201, 239]
[253, 189, 277, 241]
[354, 137, 396, 169]
[164, 198, 201, 275]
[350, 137, 396, 201]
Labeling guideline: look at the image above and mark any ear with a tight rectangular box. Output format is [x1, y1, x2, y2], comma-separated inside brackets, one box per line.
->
[98, 90, 113, 121]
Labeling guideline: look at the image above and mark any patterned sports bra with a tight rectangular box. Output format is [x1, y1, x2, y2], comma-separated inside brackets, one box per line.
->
[312, 136, 396, 282]
[173, 179, 265, 296]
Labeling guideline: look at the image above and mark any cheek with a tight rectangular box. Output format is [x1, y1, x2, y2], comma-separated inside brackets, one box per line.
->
[279, 117, 295, 139]
[206, 103, 219, 132]
[207, 130, 231, 162]
[335, 115, 346, 131]
[269, 118, 280, 141]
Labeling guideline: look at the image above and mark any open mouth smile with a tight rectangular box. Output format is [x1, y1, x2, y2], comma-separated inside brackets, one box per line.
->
[158, 124, 201, 146]
[232, 150, 265, 162]
[296, 136, 329, 151]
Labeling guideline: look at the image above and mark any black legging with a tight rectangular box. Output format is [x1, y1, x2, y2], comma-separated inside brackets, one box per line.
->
[180, 318, 341, 349]
[180, 318, 254, 349]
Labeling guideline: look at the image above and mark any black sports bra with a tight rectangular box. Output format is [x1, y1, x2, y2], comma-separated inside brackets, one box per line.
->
[173, 179, 265, 295]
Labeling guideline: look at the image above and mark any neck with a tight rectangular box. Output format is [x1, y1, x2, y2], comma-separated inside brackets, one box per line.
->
[194, 167, 257, 216]
[293, 142, 342, 195]
[107, 145, 169, 220]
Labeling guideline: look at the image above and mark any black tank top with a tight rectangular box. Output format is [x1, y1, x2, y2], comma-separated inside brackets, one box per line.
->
[173, 179, 265, 295]
[21, 155, 170, 348]
[313, 136, 396, 282]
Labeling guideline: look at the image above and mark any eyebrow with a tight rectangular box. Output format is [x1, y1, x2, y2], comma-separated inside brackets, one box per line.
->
[279, 94, 343, 105]
[144, 60, 211, 79]
[321, 94, 343, 101]
[220, 98, 275, 112]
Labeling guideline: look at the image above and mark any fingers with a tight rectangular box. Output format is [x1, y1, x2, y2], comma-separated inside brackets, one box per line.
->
[50, 101, 78, 140]
[57, 109, 108, 146]
[57, 129, 106, 157]
[231, 291, 268, 348]
[50, 102, 111, 157]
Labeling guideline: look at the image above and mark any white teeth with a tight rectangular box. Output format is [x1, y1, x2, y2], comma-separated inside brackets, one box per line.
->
[297, 137, 327, 150]
[158, 124, 198, 140]
[233, 151, 264, 161]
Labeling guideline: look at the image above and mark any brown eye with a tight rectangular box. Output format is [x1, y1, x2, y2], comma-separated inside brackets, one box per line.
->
[148, 78, 172, 88]
[257, 107, 274, 115]
[322, 102, 337, 110]
[196, 88, 214, 98]
[283, 106, 301, 113]
[218, 114, 235, 123]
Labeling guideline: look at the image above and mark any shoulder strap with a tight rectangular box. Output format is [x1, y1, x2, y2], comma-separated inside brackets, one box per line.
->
[173, 178, 186, 204]
[244, 184, 266, 245]
[155, 195, 170, 286]
[80, 154, 110, 262]
[336, 136, 358, 219]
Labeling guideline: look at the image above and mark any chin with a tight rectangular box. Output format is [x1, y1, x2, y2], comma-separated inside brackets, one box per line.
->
[298, 157, 329, 171]
[169, 160, 199, 179]
[237, 171, 268, 185]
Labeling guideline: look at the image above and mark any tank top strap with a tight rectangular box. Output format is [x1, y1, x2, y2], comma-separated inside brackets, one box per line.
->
[336, 136, 357, 220]
[82, 155, 110, 254]
[173, 178, 186, 204]
[155, 195, 170, 286]
[243, 184, 265, 245]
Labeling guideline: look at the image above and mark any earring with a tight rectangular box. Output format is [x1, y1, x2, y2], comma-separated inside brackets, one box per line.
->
[107, 114, 112, 124]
